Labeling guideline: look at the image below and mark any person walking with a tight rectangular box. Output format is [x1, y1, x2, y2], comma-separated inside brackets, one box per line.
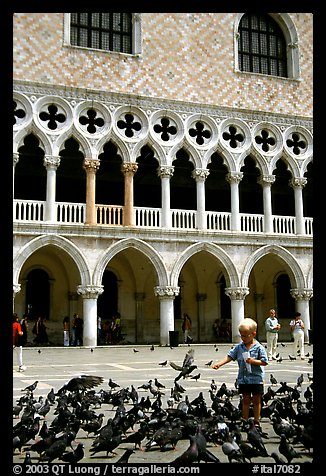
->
[72, 313, 83, 346]
[13, 313, 26, 372]
[265, 309, 281, 361]
[63, 316, 70, 347]
[289, 311, 305, 359]
[33, 316, 49, 345]
[182, 313, 193, 343]
[20, 314, 29, 346]
[212, 318, 268, 429]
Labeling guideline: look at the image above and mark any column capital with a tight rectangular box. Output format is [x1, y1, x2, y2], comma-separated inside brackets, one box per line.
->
[191, 168, 210, 182]
[13, 283, 21, 297]
[121, 162, 138, 175]
[226, 172, 243, 184]
[154, 285, 180, 299]
[289, 177, 307, 189]
[290, 288, 313, 301]
[225, 287, 250, 300]
[13, 152, 20, 166]
[196, 293, 207, 301]
[77, 285, 104, 299]
[134, 292, 146, 301]
[44, 155, 61, 169]
[83, 159, 100, 173]
[258, 174, 276, 186]
[157, 165, 174, 178]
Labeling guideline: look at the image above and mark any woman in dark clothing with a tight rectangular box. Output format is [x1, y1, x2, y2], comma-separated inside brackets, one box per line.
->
[34, 316, 49, 344]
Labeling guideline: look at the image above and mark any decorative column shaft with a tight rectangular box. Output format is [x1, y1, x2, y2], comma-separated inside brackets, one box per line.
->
[290, 288, 313, 342]
[225, 287, 250, 342]
[44, 155, 61, 222]
[226, 172, 243, 231]
[121, 163, 138, 226]
[154, 285, 180, 346]
[192, 168, 209, 230]
[77, 285, 104, 347]
[13, 153, 19, 197]
[258, 175, 275, 233]
[157, 166, 174, 228]
[290, 178, 307, 235]
[84, 159, 100, 225]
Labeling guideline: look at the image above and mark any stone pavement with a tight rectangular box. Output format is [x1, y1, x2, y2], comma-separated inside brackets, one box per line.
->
[13, 342, 314, 467]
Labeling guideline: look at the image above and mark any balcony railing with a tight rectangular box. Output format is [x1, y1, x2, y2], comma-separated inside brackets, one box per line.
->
[13, 199, 313, 236]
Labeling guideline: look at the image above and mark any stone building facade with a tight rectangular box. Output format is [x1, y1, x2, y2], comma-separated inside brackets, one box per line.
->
[13, 13, 313, 347]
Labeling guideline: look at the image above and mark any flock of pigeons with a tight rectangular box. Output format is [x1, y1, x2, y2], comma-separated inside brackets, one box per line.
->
[13, 348, 313, 464]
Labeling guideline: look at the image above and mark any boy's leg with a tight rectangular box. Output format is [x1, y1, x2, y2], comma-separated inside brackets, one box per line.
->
[241, 393, 251, 420]
[252, 393, 262, 424]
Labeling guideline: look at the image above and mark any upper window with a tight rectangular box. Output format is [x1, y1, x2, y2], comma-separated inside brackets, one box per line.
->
[238, 13, 288, 78]
[70, 13, 133, 54]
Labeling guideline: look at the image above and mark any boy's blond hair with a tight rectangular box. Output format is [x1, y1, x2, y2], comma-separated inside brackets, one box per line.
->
[238, 318, 257, 333]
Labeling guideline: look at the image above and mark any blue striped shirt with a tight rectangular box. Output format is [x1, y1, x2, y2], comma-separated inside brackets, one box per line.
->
[228, 340, 268, 385]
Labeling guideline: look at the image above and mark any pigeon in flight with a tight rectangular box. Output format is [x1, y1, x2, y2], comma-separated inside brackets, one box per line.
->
[57, 375, 104, 394]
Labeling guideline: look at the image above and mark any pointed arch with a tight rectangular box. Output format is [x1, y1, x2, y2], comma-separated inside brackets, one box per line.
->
[242, 244, 306, 289]
[170, 242, 240, 289]
[93, 238, 169, 287]
[13, 234, 91, 286]
[14, 125, 53, 156]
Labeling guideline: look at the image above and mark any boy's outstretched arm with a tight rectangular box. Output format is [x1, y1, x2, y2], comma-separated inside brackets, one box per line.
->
[212, 355, 232, 369]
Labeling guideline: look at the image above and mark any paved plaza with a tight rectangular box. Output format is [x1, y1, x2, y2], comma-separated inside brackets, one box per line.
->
[13, 342, 314, 467]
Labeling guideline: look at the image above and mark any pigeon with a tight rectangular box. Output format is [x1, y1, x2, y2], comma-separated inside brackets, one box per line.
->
[278, 434, 302, 463]
[23, 452, 33, 464]
[288, 355, 296, 361]
[57, 375, 104, 394]
[108, 378, 120, 390]
[270, 374, 278, 385]
[205, 360, 213, 366]
[154, 378, 165, 389]
[133, 348, 139, 353]
[190, 373, 201, 381]
[22, 381, 39, 393]
[171, 435, 199, 464]
[271, 452, 287, 464]
[115, 448, 135, 463]
[60, 443, 85, 463]
[120, 421, 148, 449]
[297, 373, 304, 387]
[221, 433, 245, 463]
[39, 432, 75, 462]
[137, 380, 153, 390]
[246, 418, 269, 456]
[150, 344, 155, 351]
[174, 365, 198, 382]
[159, 360, 168, 366]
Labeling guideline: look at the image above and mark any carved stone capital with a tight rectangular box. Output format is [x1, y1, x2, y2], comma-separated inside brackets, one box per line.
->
[13, 283, 21, 297]
[77, 285, 104, 299]
[13, 152, 20, 166]
[258, 174, 276, 186]
[289, 177, 307, 189]
[157, 165, 174, 179]
[154, 285, 180, 299]
[121, 162, 138, 175]
[226, 172, 243, 184]
[83, 159, 100, 173]
[225, 287, 250, 300]
[191, 168, 210, 182]
[290, 288, 313, 301]
[44, 155, 61, 169]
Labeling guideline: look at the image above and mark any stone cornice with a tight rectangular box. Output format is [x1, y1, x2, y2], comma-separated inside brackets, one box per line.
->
[13, 80, 313, 131]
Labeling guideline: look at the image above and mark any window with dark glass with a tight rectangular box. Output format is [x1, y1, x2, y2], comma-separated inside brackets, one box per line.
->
[70, 13, 132, 54]
[238, 13, 287, 77]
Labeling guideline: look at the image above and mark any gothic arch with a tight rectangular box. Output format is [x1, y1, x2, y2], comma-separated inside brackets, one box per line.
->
[241, 244, 306, 289]
[13, 234, 91, 286]
[14, 126, 52, 156]
[93, 238, 169, 287]
[170, 242, 240, 289]
[53, 128, 92, 158]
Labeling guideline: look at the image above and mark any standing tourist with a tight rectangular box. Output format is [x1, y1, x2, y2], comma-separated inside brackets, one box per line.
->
[13, 313, 26, 372]
[265, 309, 281, 361]
[289, 311, 305, 359]
[182, 313, 193, 343]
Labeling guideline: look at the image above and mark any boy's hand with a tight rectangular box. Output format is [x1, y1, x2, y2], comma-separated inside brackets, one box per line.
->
[212, 363, 220, 369]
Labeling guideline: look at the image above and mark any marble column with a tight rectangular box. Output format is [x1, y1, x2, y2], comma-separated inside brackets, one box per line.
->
[44, 155, 61, 223]
[157, 165, 174, 228]
[121, 163, 138, 226]
[154, 285, 180, 346]
[226, 172, 243, 231]
[13, 284, 21, 312]
[258, 174, 275, 234]
[290, 178, 307, 235]
[225, 287, 250, 342]
[77, 285, 104, 347]
[290, 288, 313, 343]
[13, 153, 19, 197]
[84, 159, 100, 225]
[192, 168, 209, 230]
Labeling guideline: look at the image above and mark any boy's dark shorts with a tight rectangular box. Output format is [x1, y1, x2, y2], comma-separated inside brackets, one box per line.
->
[238, 384, 264, 395]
